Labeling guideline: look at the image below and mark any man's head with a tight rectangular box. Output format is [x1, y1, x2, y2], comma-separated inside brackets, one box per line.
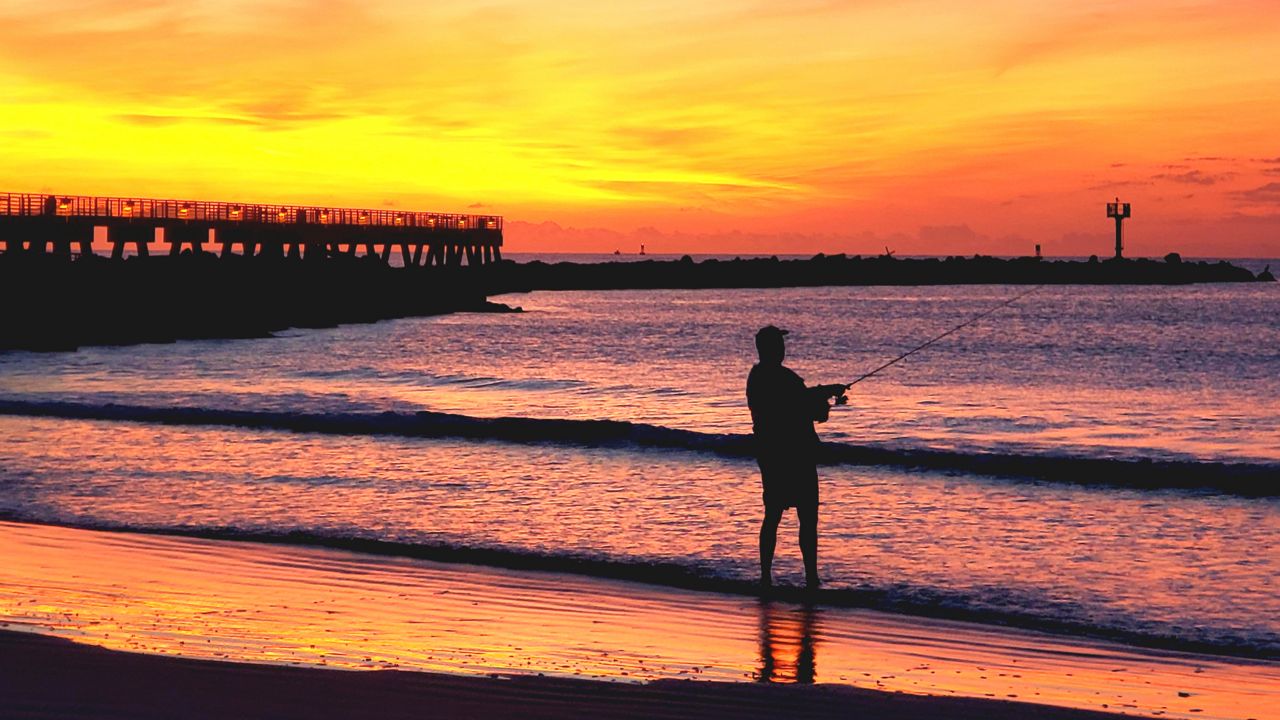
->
[755, 325, 787, 364]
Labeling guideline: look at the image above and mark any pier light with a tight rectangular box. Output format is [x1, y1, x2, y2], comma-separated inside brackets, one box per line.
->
[427, 217, 436, 228]
[485, 218, 498, 229]
[358, 211, 370, 225]
[1106, 197, 1132, 259]
[229, 206, 243, 220]
[178, 203, 192, 219]
[121, 201, 135, 218]
[57, 197, 72, 216]
[1106, 201, 1131, 219]
[319, 211, 330, 224]
[394, 213, 405, 226]
[277, 209, 289, 222]
[457, 218, 467, 229]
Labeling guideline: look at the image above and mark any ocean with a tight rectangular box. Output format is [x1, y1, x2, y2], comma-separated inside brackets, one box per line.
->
[0, 277, 1277, 657]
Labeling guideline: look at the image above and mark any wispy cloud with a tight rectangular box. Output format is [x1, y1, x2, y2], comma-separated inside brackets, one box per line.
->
[1234, 182, 1280, 202]
[1087, 179, 1151, 191]
[116, 113, 262, 127]
[1151, 169, 1232, 185]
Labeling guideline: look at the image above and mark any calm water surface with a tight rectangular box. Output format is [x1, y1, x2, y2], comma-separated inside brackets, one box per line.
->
[1, 284, 1277, 462]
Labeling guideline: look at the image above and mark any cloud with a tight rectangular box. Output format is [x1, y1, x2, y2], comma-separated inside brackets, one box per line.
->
[1221, 210, 1280, 225]
[0, 128, 52, 140]
[1059, 231, 1109, 248]
[228, 101, 351, 128]
[918, 224, 979, 245]
[1151, 169, 1231, 185]
[1233, 182, 1280, 202]
[115, 113, 261, 127]
[1086, 179, 1151, 191]
[505, 219, 1046, 256]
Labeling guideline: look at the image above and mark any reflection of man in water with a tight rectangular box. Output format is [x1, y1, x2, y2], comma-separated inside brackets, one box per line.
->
[757, 600, 817, 684]
[747, 326, 846, 590]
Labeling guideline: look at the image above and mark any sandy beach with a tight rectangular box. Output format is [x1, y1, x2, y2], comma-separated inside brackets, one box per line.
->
[2, 520, 1275, 719]
[1, 628, 1124, 720]
[0, 627, 1121, 717]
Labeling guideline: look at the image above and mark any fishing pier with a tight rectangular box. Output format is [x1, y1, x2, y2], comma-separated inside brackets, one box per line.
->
[0, 192, 503, 267]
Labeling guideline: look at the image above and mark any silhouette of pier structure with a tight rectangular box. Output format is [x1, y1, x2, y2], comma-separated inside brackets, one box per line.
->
[0, 192, 503, 266]
[1106, 198, 1130, 260]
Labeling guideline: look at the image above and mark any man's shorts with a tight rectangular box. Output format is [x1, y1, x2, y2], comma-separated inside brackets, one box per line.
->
[757, 457, 819, 510]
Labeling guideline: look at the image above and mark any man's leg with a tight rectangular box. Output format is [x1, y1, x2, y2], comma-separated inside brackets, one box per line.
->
[797, 502, 819, 589]
[759, 505, 784, 587]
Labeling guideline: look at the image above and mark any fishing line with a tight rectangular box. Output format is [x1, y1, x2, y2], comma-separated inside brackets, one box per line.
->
[844, 285, 1042, 388]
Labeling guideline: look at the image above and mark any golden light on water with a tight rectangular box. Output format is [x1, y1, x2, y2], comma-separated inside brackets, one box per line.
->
[2, 521, 1276, 720]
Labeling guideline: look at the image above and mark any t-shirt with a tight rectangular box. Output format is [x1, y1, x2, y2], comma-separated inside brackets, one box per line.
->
[746, 362, 823, 461]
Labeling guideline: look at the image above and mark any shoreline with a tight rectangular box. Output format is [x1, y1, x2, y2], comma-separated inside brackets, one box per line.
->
[2, 520, 1275, 719]
[4, 510, 1277, 661]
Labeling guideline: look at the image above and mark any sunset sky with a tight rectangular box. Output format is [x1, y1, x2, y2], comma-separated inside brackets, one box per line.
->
[1, 0, 1277, 256]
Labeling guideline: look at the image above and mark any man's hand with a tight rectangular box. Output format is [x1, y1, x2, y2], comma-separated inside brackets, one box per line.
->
[813, 383, 850, 407]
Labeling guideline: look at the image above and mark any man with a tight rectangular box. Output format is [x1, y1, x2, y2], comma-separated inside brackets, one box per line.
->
[746, 325, 847, 590]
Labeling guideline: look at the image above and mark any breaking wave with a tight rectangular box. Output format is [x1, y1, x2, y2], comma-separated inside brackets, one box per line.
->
[0, 399, 1274, 496]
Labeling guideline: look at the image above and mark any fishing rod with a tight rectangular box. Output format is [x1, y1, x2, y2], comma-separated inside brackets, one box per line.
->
[842, 285, 1042, 389]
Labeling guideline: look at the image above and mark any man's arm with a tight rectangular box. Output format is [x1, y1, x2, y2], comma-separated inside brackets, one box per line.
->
[804, 383, 849, 423]
[811, 383, 848, 400]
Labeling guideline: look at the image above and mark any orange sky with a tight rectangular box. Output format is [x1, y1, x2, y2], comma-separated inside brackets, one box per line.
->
[1, 0, 1278, 256]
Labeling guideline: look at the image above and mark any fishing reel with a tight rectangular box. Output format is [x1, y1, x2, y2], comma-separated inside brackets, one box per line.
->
[820, 384, 849, 407]
[811, 384, 848, 423]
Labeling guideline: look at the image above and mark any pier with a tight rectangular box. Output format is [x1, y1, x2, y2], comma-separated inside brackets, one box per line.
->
[0, 192, 503, 267]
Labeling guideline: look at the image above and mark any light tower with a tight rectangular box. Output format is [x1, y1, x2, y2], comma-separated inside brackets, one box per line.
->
[1106, 197, 1131, 259]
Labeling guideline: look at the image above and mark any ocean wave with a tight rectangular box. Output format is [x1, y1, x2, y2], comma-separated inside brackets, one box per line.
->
[0, 399, 1274, 496]
[0, 514, 1275, 659]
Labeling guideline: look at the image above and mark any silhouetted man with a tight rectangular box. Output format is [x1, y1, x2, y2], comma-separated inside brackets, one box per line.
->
[747, 325, 846, 590]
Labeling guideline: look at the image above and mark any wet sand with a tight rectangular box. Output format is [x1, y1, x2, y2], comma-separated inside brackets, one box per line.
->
[1, 520, 1276, 719]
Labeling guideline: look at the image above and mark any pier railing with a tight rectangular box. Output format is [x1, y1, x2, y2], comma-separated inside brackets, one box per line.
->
[0, 191, 503, 266]
[0, 192, 501, 231]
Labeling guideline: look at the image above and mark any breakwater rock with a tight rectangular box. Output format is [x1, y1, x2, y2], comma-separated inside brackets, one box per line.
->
[483, 253, 1268, 292]
[0, 253, 516, 352]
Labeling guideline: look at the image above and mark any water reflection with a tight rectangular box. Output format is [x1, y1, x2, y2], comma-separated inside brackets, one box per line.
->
[757, 600, 818, 684]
